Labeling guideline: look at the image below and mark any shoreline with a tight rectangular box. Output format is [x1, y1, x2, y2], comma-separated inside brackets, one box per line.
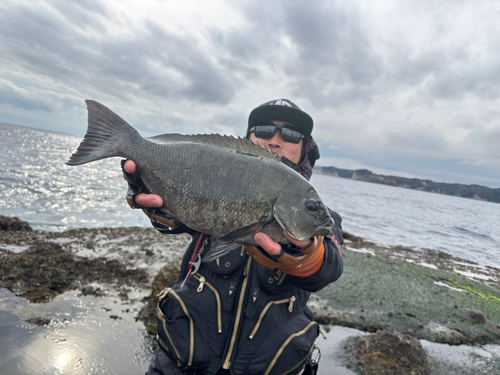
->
[1, 214, 499, 348]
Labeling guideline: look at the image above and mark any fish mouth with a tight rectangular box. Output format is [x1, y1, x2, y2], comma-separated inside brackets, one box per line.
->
[323, 217, 335, 228]
[316, 217, 335, 235]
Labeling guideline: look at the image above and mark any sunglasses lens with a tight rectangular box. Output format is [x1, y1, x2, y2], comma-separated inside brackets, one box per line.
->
[280, 128, 302, 144]
[254, 125, 277, 139]
[253, 125, 303, 144]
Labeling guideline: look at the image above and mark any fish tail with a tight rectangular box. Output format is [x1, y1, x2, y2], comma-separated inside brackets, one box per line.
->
[66, 100, 141, 165]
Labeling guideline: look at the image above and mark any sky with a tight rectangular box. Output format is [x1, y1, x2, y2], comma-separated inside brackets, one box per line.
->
[1, 0, 499, 188]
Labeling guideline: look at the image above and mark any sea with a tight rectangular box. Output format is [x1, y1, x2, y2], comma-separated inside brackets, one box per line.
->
[1, 122, 499, 269]
[1, 122, 500, 374]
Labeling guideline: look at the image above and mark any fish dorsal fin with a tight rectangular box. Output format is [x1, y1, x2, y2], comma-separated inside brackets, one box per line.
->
[148, 133, 279, 160]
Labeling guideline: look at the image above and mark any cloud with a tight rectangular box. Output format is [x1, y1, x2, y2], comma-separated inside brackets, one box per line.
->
[0, 0, 237, 109]
[0, 78, 80, 113]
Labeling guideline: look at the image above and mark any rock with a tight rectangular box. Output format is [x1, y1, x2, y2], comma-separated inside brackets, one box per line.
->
[81, 286, 105, 297]
[361, 322, 381, 333]
[0, 242, 148, 296]
[136, 256, 182, 332]
[26, 317, 51, 326]
[0, 215, 32, 232]
[416, 322, 468, 345]
[307, 294, 366, 329]
[345, 328, 436, 375]
[22, 289, 60, 303]
[466, 309, 486, 324]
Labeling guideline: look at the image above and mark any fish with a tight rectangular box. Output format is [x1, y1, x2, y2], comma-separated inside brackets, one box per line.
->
[67, 100, 334, 261]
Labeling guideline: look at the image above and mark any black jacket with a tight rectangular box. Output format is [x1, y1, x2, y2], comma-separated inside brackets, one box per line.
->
[144, 152, 343, 375]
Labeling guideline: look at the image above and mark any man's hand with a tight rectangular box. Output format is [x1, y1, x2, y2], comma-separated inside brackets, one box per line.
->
[254, 232, 311, 256]
[123, 160, 163, 208]
[246, 232, 325, 278]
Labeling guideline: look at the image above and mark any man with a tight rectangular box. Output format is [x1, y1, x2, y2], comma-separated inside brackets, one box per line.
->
[123, 99, 343, 375]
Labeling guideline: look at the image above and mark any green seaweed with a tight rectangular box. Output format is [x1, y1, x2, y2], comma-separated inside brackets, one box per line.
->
[315, 249, 500, 344]
[446, 279, 500, 303]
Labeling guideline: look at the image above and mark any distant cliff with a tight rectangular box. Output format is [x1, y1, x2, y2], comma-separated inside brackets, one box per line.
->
[315, 167, 500, 204]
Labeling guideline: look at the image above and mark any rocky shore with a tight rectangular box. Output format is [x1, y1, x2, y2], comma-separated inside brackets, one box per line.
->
[1, 214, 499, 374]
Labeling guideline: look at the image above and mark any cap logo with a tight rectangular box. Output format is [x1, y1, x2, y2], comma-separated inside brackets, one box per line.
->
[270, 99, 292, 107]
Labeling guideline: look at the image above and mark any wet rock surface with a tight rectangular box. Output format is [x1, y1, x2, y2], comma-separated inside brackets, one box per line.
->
[344, 328, 436, 375]
[315, 234, 500, 345]
[342, 232, 500, 290]
[0, 218, 191, 306]
[1, 215, 499, 373]
[0, 215, 32, 232]
[137, 256, 182, 332]
[0, 242, 148, 297]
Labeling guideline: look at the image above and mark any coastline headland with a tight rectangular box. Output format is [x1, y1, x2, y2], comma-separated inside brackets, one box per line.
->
[315, 166, 500, 204]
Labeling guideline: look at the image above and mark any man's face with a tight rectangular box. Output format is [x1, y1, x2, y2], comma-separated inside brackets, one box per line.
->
[248, 120, 304, 164]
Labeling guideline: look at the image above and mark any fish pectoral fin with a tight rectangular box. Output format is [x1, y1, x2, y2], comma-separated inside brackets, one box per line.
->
[203, 241, 242, 262]
[202, 220, 269, 262]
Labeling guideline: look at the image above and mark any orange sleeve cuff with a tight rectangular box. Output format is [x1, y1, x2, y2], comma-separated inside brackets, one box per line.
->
[277, 239, 325, 278]
[246, 236, 325, 278]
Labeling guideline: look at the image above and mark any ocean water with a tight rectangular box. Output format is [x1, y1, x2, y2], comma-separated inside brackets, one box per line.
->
[1, 122, 499, 269]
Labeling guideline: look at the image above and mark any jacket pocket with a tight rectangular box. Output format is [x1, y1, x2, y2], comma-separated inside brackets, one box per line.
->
[236, 314, 320, 375]
[156, 284, 213, 371]
[193, 274, 222, 334]
[249, 295, 296, 339]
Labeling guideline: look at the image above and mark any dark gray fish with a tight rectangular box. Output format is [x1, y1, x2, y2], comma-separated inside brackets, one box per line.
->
[67, 100, 334, 260]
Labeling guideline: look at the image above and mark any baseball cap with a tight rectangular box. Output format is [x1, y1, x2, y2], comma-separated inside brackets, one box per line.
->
[248, 99, 314, 138]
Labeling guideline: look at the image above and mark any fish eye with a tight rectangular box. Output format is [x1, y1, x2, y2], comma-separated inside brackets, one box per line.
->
[305, 198, 319, 211]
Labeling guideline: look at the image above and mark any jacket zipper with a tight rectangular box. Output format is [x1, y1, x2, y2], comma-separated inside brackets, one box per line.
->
[156, 288, 183, 363]
[222, 255, 252, 369]
[249, 295, 296, 339]
[264, 321, 318, 375]
[193, 274, 222, 333]
[156, 287, 195, 366]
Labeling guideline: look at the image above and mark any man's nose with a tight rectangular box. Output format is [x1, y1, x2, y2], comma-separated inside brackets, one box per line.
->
[266, 132, 283, 147]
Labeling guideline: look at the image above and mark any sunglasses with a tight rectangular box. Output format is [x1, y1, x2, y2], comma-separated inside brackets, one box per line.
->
[249, 124, 305, 144]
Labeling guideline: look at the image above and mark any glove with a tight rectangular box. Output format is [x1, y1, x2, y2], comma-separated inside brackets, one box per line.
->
[246, 236, 325, 278]
[121, 159, 180, 233]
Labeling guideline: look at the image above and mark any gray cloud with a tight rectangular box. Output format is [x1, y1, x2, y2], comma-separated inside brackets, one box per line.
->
[206, 1, 384, 107]
[0, 1, 237, 109]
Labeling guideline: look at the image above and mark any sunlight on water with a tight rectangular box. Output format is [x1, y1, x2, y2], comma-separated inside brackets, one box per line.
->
[0, 123, 151, 231]
[0, 289, 154, 375]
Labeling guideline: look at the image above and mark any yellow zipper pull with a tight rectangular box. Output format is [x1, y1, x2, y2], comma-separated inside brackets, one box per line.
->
[156, 287, 171, 300]
[288, 295, 296, 312]
[197, 276, 206, 292]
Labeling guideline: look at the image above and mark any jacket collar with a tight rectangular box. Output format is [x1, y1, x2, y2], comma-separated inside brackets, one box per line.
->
[280, 137, 319, 181]
[281, 153, 314, 181]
